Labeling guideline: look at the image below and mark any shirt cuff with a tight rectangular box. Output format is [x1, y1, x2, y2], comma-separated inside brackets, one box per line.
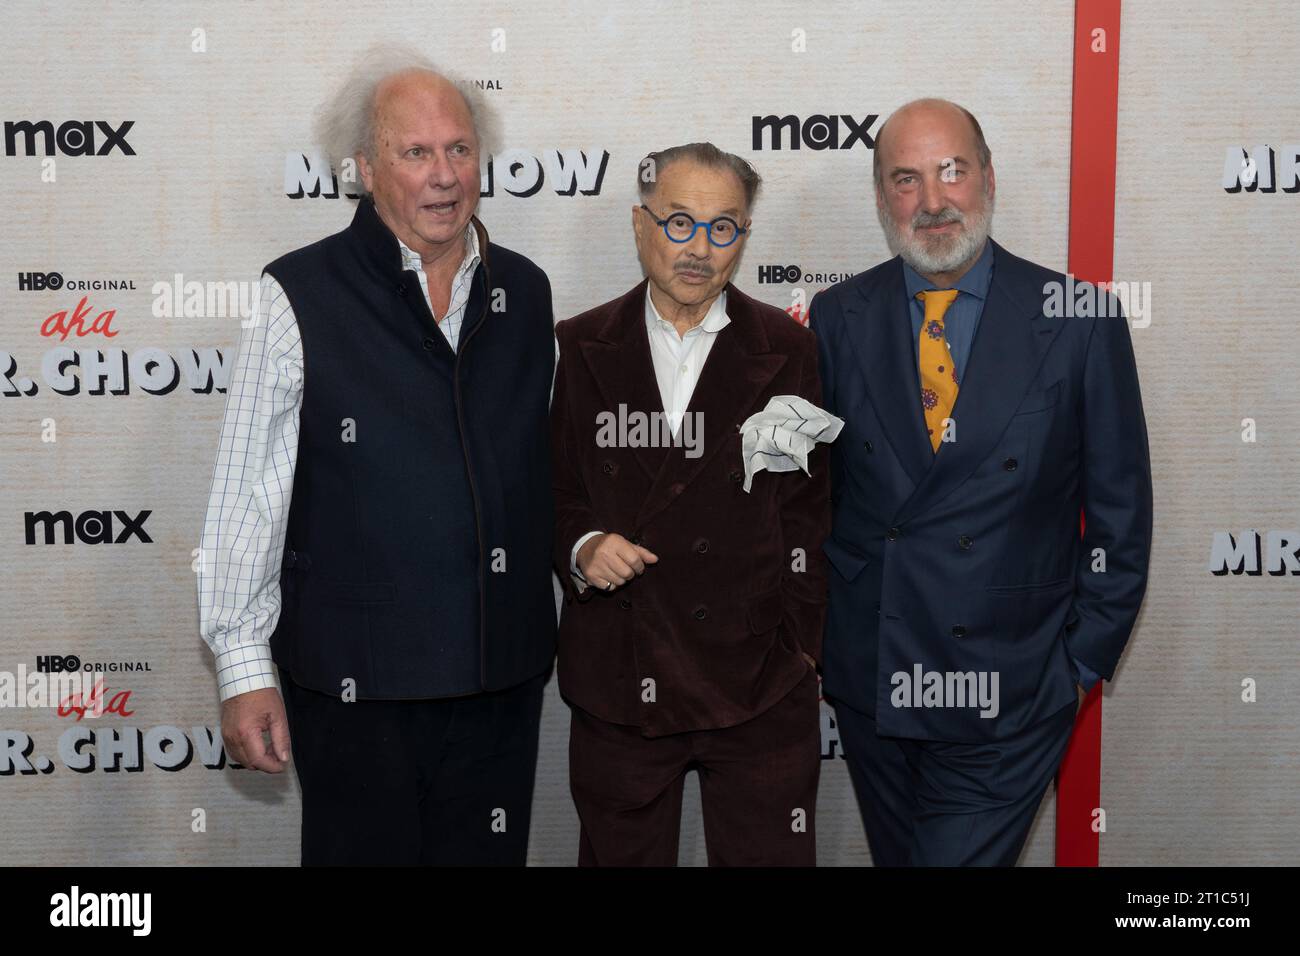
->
[570, 530, 604, 593]
[214, 642, 279, 702]
[1070, 656, 1102, 693]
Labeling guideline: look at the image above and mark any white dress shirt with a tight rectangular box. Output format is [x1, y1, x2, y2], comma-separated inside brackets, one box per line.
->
[197, 223, 480, 701]
[569, 288, 730, 584]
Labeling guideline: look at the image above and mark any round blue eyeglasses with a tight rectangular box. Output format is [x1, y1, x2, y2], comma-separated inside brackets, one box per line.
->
[639, 204, 749, 248]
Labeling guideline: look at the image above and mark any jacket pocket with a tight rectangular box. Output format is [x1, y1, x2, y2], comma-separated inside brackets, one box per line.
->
[823, 536, 871, 582]
[1013, 378, 1063, 416]
[746, 588, 784, 635]
[986, 576, 1073, 595]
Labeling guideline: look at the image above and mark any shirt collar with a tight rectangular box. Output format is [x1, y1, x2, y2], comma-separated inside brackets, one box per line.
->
[902, 236, 995, 302]
[645, 286, 732, 335]
[398, 223, 481, 279]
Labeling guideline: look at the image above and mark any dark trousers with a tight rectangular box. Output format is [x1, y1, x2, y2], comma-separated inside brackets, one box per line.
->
[568, 665, 821, 866]
[279, 665, 548, 866]
[830, 696, 1077, 866]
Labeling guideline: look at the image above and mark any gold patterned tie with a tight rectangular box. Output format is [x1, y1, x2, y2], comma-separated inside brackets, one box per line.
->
[916, 289, 960, 453]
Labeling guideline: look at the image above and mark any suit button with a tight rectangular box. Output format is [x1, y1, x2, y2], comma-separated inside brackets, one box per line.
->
[863, 440, 874, 453]
[422, 337, 435, 350]
[619, 599, 632, 610]
[671, 482, 687, 496]
[694, 538, 709, 554]
[729, 469, 743, 483]
[958, 535, 973, 550]
[951, 625, 967, 638]
[693, 606, 708, 620]
[1003, 458, 1018, 471]
[396, 283, 408, 296]
[886, 527, 900, 541]
[602, 461, 616, 475]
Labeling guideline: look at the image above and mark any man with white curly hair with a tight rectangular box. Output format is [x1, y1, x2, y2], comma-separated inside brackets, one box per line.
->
[198, 47, 556, 865]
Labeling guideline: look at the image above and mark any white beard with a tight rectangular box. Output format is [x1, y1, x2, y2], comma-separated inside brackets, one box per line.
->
[879, 186, 995, 276]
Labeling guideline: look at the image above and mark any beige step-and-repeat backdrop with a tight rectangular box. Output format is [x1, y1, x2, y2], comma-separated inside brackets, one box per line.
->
[1, 0, 1295, 865]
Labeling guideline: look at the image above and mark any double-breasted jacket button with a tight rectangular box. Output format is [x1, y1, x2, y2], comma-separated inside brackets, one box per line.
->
[886, 527, 900, 541]
[693, 538, 709, 554]
[951, 625, 967, 638]
[1003, 458, 1018, 471]
[670, 481, 687, 496]
[729, 469, 743, 483]
[601, 460, 617, 475]
[396, 282, 408, 297]
[619, 598, 632, 610]
[693, 606, 708, 620]
[958, 534, 973, 550]
[863, 440, 874, 453]
[422, 337, 435, 350]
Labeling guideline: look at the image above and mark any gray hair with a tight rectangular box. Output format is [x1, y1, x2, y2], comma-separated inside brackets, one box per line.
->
[638, 142, 762, 212]
[315, 43, 501, 199]
[872, 98, 992, 192]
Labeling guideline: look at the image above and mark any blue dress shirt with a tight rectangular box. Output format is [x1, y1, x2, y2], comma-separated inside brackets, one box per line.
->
[902, 236, 994, 385]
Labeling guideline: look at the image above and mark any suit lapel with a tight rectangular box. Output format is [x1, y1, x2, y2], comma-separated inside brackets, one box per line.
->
[842, 258, 934, 488]
[633, 283, 787, 530]
[578, 279, 670, 481]
[891, 240, 1062, 525]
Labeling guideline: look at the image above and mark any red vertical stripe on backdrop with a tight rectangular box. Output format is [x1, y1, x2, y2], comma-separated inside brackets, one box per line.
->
[1057, 0, 1121, 867]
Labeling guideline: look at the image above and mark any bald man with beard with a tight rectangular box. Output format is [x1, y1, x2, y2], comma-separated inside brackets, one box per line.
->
[810, 99, 1151, 866]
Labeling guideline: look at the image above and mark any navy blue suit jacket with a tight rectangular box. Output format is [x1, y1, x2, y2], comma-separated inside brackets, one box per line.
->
[810, 240, 1152, 742]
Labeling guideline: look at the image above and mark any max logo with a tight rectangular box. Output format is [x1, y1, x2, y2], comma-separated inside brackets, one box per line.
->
[4, 120, 136, 156]
[751, 114, 878, 151]
[24, 510, 153, 545]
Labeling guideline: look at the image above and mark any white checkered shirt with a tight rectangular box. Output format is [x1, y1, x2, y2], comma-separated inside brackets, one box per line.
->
[197, 223, 480, 701]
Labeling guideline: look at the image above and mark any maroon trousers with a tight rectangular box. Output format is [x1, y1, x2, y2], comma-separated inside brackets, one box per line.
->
[568, 665, 821, 866]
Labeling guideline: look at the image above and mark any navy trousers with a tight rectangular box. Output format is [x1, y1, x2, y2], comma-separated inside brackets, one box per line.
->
[830, 695, 1077, 866]
[279, 664, 548, 866]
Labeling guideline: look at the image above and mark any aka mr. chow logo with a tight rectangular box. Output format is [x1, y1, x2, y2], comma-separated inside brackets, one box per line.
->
[1222, 145, 1299, 193]
[24, 510, 153, 545]
[1208, 530, 1299, 574]
[286, 148, 610, 199]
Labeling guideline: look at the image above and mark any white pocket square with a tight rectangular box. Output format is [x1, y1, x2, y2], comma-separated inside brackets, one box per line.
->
[739, 395, 844, 493]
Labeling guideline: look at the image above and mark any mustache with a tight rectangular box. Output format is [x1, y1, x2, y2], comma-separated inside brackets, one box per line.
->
[911, 207, 964, 229]
[675, 263, 715, 277]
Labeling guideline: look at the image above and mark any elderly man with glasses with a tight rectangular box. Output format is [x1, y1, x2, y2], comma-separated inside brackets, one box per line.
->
[550, 142, 833, 865]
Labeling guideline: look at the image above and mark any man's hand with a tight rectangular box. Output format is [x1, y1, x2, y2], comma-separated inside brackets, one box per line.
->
[577, 532, 658, 591]
[221, 687, 291, 773]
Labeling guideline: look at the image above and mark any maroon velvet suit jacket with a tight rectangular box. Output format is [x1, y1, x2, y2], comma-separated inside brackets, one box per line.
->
[552, 279, 831, 737]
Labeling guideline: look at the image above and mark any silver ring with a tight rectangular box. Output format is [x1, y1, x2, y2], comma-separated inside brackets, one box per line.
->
[604, 581, 615, 591]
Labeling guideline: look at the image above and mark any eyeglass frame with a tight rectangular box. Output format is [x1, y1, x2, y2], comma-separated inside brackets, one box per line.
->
[638, 203, 750, 248]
